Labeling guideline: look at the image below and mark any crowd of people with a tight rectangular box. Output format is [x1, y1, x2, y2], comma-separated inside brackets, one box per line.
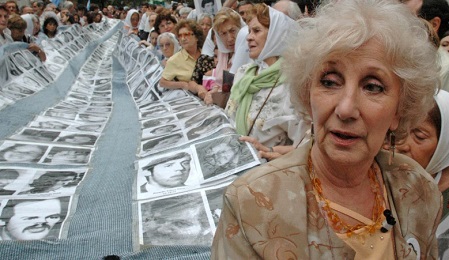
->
[1, 0, 449, 258]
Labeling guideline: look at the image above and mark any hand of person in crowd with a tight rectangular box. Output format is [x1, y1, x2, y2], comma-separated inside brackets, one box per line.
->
[28, 43, 46, 62]
[239, 136, 294, 161]
[188, 81, 209, 102]
[138, 40, 151, 47]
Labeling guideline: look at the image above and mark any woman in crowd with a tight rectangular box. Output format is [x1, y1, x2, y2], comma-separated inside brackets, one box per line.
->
[212, 0, 441, 258]
[41, 16, 58, 38]
[395, 90, 449, 258]
[156, 32, 180, 67]
[197, 13, 213, 36]
[123, 9, 140, 36]
[225, 4, 308, 148]
[191, 8, 245, 104]
[8, 15, 46, 62]
[153, 10, 177, 34]
[159, 20, 204, 90]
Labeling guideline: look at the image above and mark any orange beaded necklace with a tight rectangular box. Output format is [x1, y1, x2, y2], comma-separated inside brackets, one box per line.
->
[307, 154, 385, 237]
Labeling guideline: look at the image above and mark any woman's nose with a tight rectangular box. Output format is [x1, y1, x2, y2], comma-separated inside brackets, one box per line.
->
[334, 85, 360, 121]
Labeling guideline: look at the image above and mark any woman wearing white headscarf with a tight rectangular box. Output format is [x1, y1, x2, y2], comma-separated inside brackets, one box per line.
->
[395, 89, 449, 257]
[123, 9, 140, 35]
[225, 4, 309, 149]
[156, 32, 181, 67]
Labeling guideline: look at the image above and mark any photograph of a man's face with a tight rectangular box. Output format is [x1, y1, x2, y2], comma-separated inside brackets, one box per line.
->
[0, 196, 71, 241]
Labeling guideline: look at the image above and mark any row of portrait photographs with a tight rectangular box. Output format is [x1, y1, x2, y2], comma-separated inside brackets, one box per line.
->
[47, 99, 113, 116]
[136, 148, 202, 200]
[138, 188, 228, 247]
[0, 141, 93, 166]
[28, 116, 106, 133]
[9, 128, 100, 148]
[141, 122, 182, 140]
[42, 110, 110, 124]
[191, 134, 260, 184]
[0, 196, 72, 241]
[0, 166, 87, 197]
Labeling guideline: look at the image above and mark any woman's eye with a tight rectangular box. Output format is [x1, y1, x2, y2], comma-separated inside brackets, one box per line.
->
[319, 79, 336, 88]
[364, 83, 384, 93]
[412, 130, 427, 141]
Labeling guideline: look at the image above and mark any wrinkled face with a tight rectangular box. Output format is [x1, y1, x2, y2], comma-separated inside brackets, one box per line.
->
[0, 9, 8, 32]
[247, 17, 268, 60]
[158, 19, 174, 33]
[178, 27, 197, 50]
[6, 199, 61, 240]
[3, 145, 42, 163]
[159, 36, 174, 58]
[441, 36, 449, 53]
[151, 157, 191, 187]
[395, 119, 438, 169]
[217, 20, 239, 51]
[130, 12, 139, 27]
[210, 143, 236, 167]
[5, 3, 17, 14]
[199, 17, 212, 35]
[309, 40, 401, 166]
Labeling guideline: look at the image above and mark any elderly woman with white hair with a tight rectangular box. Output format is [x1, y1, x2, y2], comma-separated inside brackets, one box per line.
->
[212, 0, 442, 259]
[156, 32, 180, 67]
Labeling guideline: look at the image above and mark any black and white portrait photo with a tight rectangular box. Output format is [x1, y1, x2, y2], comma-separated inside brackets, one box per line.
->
[29, 117, 71, 130]
[194, 0, 221, 16]
[205, 187, 227, 227]
[138, 151, 193, 194]
[9, 129, 60, 142]
[54, 133, 98, 147]
[0, 142, 47, 164]
[42, 146, 92, 165]
[142, 124, 180, 139]
[0, 196, 71, 240]
[186, 114, 230, 140]
[141, 132, 186, 155]
[142, 116, 176, 129]
[0, 169, 20, 196]
[193, 135, 259, 181]
[19, 169, 86, 195]
[139, 193, 213, 246]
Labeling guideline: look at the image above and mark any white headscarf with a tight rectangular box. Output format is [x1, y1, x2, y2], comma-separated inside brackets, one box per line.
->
[157, 32, 181, 56]
[426, 90, 449, 175]
[214, 8, 246, 54]
[253, 7, 298, 66]
[21, 14, 35, 37]
[124, 9, 139, 29]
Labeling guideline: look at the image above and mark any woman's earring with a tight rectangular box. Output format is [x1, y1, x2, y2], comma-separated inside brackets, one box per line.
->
[388, 131, 395, 165]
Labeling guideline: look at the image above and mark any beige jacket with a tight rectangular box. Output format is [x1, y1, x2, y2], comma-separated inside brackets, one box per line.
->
[211, 143, 442, 259]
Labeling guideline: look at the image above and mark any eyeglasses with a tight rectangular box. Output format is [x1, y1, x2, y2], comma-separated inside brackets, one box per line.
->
[178, 32, 194, 39]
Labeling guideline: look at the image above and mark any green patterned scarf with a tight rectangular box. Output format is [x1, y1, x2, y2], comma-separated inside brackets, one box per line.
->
[229, 58, 284, 135]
